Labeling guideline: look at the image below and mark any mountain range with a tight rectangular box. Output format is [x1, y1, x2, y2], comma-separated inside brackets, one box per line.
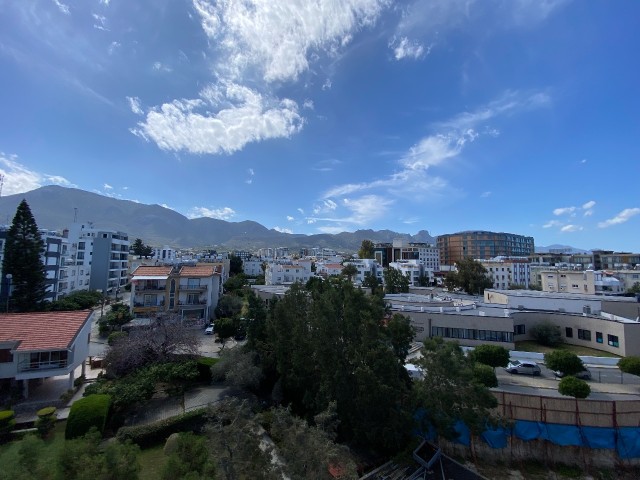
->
[0, 186, 436, 252]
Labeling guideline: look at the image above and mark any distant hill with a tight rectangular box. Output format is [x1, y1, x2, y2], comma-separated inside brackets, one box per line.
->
[535, 244, 590, 254]
[0, 186, 436, 251]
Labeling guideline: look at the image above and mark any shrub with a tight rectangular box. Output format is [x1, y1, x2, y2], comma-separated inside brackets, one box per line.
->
[558, 376, 591, 399]
[473, 363, 498, 388]
[544, 350, 584, 376]
[196, 357, 219, 383]
[529, 321, 563, 347]
[618, 356, 640, 377]
[65, 394, 112, 439]
[108, 331, 128, 346]
[0, 410, 16, 442]
[35, 407, 57, 438]
[116, 407, 208, 448]
[73, 375, 86, 388]
[470, 345, 510, 369]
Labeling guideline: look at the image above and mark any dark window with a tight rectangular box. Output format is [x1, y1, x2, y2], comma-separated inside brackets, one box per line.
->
[596, 332, 603, 344]
[514, 324, 526, 335]
[565, 327, 573, 338]
[0, 349, 13, 363]
[578, 329, 591, 341]
[607, 334, 619, 348]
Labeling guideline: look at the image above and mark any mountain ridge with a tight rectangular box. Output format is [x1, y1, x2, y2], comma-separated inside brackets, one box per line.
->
[0, 186, 436, 251]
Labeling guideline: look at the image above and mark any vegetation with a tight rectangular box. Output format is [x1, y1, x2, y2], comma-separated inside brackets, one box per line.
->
[412, 338, 500, 440]
[1, 199, 47, 312]
[35, 407, 57, 438]
[444, 257, 493, 295]
[472, 363, 498, 388]
[358, 239, 374, 259]
[618, 356, 640, 377]
[341, 263, 357, 281]
[558, 376, 591, 399]
[529, 321, 563, 347]
[626, 282, 640, 296]
[384, 267, 410, 294]
[362, 271, 382, 294]
[229, 254, 243, 276]
[161, 432, 216, 480]
[223, 273, 247, 294]
[131, 238, 154, 258]
[46, 290, 104, 311]
[469, 345, 510, 370]
[544, 350, 585, 376]
[65, 394, 112, 439]
[0, 410, 15, 443]
[515, 340, 620, 358]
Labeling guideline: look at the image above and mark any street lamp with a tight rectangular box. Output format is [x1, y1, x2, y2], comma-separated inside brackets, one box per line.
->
[5, 274, 12, 313]
[115, 287, 120, 302]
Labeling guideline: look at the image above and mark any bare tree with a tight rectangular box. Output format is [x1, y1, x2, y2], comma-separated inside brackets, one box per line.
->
[104, 314, 200, 378]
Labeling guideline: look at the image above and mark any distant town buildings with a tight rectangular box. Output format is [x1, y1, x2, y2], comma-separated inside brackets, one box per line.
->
[437, 231, 535, 266]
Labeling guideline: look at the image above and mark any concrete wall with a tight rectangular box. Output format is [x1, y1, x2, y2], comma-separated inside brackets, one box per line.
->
[602, 299, 640, 320]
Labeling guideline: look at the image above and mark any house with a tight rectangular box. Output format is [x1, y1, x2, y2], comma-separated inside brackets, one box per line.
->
[0, 310, 93, 398]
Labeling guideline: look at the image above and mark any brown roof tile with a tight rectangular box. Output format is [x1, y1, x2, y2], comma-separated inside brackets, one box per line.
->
[179, 265, 217, 277]
[0, 310, 92, 352]
[132, 265, 173, 277]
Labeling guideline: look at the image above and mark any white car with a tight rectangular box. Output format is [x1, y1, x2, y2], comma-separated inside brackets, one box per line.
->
[504, 360, 541, 376]
[204, 324, 214, 335]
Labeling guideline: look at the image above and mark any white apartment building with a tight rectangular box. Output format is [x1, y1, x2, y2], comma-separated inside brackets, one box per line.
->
[264, 261, 313, 285]
[343, 258, 383, 284]
[541, 269, 624, 296]
[480, 256, 531, 290]
[391, 239, 440, 284]
[243, 259, 265, 277]
[152, 246, 177, 263]
[388, 260, 423, 287]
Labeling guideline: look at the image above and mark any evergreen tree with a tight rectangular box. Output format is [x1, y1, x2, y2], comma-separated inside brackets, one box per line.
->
[2, 199, 47, 312]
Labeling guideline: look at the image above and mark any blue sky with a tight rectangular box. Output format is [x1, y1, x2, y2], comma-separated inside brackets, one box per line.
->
[0, 0, 638, 251]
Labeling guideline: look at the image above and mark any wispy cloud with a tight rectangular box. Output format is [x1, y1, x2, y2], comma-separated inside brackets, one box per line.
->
[103, 183, 113, 190]
[598, 208, 640, 228]
[187, 206, 236, 220]
[245, 168, 255, 184]
[582, 200, 595, 217]
[390, 36, 429, 60]
[553, 206, 576, 216]
[480, 191, 491, 198]
[0, 152, 74, 195]
[92, 13, 109, 31]
[52, 0, 70, 15]
[152, 61, 172, 73]
[560, 224, 583, 233]
[273, 226, 293, 234]
[543, 220, 563, 229]
[286, 216, 294, 221]
[126, 96, 144, 115]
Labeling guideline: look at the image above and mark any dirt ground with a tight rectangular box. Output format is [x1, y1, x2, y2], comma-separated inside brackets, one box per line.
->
[464, 459, 640, 480]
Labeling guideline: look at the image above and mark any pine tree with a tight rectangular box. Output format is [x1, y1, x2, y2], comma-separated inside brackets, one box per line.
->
[2, 200, 47, 312]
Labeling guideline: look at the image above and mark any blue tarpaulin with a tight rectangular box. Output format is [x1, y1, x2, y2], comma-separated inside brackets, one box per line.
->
[481, 426, 509, 448]
[581, 426, 616, 450]
[513, 420, 541, 441]
[616, 427, 640, 459]
[453, 420, 470, 446]
[541, 423, 583, 447]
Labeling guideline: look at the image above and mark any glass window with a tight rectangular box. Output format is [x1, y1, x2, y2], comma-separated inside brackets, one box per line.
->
[607, 335, 619, 348]
[596, 332, 603, 344]
[578, 329, 591, 341]
[565, 327, 573, 338]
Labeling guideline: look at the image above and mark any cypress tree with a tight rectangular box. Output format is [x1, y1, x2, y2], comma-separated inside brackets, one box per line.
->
[2, 199, 47, 312]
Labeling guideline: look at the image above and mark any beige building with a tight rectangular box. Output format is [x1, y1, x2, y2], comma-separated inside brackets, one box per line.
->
[540, 269, 623, 295]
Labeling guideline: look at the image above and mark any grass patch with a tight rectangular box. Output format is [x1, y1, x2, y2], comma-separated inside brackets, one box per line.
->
[138, 444, 167, 480]
[0, 421, 67, 474]
[515, 341, 620, 358]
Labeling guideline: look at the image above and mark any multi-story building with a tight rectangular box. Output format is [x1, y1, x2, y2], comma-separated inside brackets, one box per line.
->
[437, 231, 534, 266]
[63, 223, 129, 297]
[316, 262, 343, 277]
[343, 258, 383, 285]
[480, 257, 531, 290]
[151, 246, 177, 264]
[541, 269, 624, 296]
[373, 243, 393, 267]
[264, 261, 312, 285]
[243, 258, 264, 277]
[130, 263, 222, 322]
[388, 260, 424, 287]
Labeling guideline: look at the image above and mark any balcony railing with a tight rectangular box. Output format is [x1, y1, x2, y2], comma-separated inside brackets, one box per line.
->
[178, 301, 207, 306]
[180, 284, 208, 291]
[134, 301, 165, 307]
[17, 359, 69, 373]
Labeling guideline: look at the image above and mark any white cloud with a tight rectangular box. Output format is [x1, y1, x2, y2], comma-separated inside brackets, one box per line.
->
[297, 208, 305, 214]
[193, 0, 387, 83]
[0, 153, 74, 195]
[580, 158, 587, 164]
[100, 0, 111, 6]
[560, 224, 583, 233]
[108, 41, 120, 55]
[187, 206, 236, 220]
[390, 36, 428, 60]
[126, 96, 144, 116]
[153, 61, 172, 73]
[313, 199, 338, 215]
[245, 168, 255, 184]
[322, 79, 332, 90]
[553, 206, 576, 216]
[132, 83, 303, 155]
[273, 226, 293, 234]
[582, 200, 595, 210]
[103, 183, 113, 190]
[92, 13, 108, 31]
[543, 220, 562, 229]
[480, 191, 491, 198]
[286, 216, 294, 221]
[52, 0, 70, 15]
[598, 208, 640, 228]
[303, 100, 314, 110]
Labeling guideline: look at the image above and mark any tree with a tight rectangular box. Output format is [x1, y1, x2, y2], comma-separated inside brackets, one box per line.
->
[558, 376, 591, 399]
[215, 295, 243, 318]
[131, 238, 154, 258]
[450, 257, 493, 295]
[229, 254, 243, 276]
[413, 337, 499, 440]
[47, 290, 104, 311]
[223, 273, 247, 294]
[473, 363, 498, 388]
[211, 348, 263, 390]
[362, 272, 381, 294]
[470, 345, 510, 371]
[214, 317, 237, 350]
[618, 356, 640, 377]
[384, 267, 410, 294]
[529, 321, 563, 347]
[341, 264, 357, 282]
[1, 199, 47, 312]
[358, 239, 374, 259]
[544, 350, 585, 376]
[162, 432, 216, 480]
[626, 282, 640, 296]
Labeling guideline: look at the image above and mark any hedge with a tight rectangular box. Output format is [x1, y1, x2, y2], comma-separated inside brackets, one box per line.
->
[116, 407, 209, 448]
[196, 357, 219, 382]
[0, 410, 16, 443]
[65, 394, 112, 439]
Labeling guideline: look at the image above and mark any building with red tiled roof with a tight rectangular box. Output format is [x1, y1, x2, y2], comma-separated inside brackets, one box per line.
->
[0, 310, 93, 397]
[130, 264, 222, 323]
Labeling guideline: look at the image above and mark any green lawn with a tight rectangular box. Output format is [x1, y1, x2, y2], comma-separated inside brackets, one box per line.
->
[138, 445, 167, 480]
[515, 341, 621, 358]
[0, 421, 67, 475]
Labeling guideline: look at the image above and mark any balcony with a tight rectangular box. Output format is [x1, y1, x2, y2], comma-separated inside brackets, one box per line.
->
[134, 284, 167, 292]
[134, 301, 165, 308]
[180, 284, 208, 292]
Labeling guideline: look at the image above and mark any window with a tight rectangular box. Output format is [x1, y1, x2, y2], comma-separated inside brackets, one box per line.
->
[565, 327, 573, 338]
[596, 332, 603, 344]
[0, 349, 13, 363]
[514, 324, 526, 335]
[608, 334, 619, 348]
[78, 242, 85, 250]
[578, 329, 591, 341]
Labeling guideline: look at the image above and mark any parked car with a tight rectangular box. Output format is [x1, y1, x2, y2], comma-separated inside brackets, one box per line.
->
[553, 368, 592, 380]
[204, 324, 214, 335]
[504, 360, 541, 376]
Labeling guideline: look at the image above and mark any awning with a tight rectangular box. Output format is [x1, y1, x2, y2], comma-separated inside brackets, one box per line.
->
[131, 275, 169, 281]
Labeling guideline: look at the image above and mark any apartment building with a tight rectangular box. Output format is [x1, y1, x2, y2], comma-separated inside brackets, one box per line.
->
[437, 231, 534, 266]
[480, 257, 531, 290]
[264, 261, 313, 285]
[388, 260, 424, 287]
[540, 269, 624, 295]
[343, 258, 383, 285]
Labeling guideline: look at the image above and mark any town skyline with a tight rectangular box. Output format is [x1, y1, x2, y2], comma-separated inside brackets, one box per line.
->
[0, 1, 638, 251]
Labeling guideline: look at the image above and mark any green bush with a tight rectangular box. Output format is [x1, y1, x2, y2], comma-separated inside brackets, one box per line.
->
[529, 321, 563, 347]
[36, 406, 57, 418]
[108, 331, 128, 346]
[65, 394, 112, 439]
[473, 363, 498, 388]
[196, 357, 219, 382]
[558, 376, 591, 399]
[116, 407, 208, 448]
[35, 407, 57, 438]
[0, 409, 16, 443]
[73, 375, 86, 388]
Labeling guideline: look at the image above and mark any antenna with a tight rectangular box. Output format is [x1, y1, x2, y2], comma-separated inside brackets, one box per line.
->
[0, 174, 4, 197]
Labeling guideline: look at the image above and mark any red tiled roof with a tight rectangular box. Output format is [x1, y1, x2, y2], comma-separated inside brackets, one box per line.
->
[179, 265, 217, 277]
[0, 310, 92, 352]
[132, 265, 173, 277]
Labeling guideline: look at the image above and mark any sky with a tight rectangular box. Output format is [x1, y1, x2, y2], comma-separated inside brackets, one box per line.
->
[0, 0, 638, 252]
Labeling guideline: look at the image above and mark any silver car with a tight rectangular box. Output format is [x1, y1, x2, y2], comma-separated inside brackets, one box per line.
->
[504, 360, 541, 376]
[553, 368, 592, 380]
